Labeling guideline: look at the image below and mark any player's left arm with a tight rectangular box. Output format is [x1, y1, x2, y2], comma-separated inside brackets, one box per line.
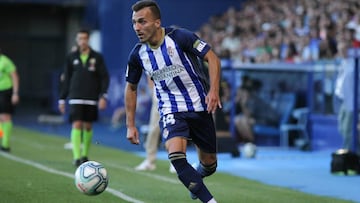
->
[203, 49, 222, 114]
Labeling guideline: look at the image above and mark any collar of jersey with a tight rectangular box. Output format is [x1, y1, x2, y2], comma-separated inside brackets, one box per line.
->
[147, 28, 165, 50]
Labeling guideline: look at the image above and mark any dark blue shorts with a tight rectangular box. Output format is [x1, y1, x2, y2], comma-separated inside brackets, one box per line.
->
[160, 111, 217, 153]
[69, 104, 98, 123]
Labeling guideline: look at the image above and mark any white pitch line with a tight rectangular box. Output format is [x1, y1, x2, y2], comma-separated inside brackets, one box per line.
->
[0, 152, 144, 203]
[105, 162, 180, 185]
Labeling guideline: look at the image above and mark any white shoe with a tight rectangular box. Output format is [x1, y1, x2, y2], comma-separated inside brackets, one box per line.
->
[64, 142, 72, 150]
[169, 163, 176, 173]
[135, 160, 156, 171]
[64, 142, 83, 150]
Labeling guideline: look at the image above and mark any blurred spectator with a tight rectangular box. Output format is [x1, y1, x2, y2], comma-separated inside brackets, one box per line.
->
[234, 78, 280, 143]
[334, 40, 360, 155]
[214, 80, 233, 132]
[348, 27, 360, 48]
[284, 41, 301, 63]
[220, 80, 232, 118]
[221, 28, 241, 58]
[299, 35, 314, 62]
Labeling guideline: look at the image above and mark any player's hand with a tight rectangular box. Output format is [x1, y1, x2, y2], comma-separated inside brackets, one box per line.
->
[11, 94, 19, 105]
[126, 126, 140, 145]
[98, 97, 107, 110]
[58, 103, 65, 114]
[205, 90, 222, 114]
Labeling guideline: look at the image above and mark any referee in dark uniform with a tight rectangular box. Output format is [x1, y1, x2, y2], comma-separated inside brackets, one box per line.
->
[59, 29, 109, 167]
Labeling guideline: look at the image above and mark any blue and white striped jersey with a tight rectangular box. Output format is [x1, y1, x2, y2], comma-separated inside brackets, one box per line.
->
[126, 27, 211, 117]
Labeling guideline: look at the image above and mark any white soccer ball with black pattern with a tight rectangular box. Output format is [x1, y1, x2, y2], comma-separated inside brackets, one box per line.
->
[74, 161, 109, 195]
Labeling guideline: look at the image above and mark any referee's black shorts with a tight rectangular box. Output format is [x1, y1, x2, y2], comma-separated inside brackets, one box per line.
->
[69, 104, 98, 122]
[0, 89, 15, 114]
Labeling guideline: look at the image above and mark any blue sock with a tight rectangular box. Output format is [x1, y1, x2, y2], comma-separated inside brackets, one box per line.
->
[197, 161, 217, 178]
[169, 152, 213, 202]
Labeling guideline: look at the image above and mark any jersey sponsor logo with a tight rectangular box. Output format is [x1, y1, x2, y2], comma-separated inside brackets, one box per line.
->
[193, 39, 207, 52]
[151, 65, 184, 82]
[162, 128, 169, 139]
[167, 46, 174, 58]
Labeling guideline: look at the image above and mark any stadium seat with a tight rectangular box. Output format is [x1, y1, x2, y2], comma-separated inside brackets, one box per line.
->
[253, 93, 296, 146]
[280, 107, 310, 148]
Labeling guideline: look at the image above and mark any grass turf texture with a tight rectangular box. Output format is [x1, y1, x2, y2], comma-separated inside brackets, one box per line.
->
[0, 126, 354, 203]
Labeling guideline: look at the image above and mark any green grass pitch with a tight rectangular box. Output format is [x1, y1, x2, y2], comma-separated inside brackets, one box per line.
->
[0, 126, 354, 203]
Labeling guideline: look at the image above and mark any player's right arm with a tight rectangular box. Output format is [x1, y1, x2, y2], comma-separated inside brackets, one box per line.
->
[125, 82, 140, 145]
[125, 47, 143, 145]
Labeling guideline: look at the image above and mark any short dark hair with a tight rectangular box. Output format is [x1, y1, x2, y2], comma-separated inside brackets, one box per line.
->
[77, 28, 90, 37]
[132, 0, 161, 20]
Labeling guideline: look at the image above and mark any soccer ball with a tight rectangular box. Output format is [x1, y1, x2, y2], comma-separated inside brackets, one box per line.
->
[74, 161, 109, 195]
[243, 143, 257, 158]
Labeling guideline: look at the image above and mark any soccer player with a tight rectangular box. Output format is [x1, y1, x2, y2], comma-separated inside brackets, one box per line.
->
[0, 49, 20, 152]
[125, 1, 221, 202]
[59, 29, 110, 167]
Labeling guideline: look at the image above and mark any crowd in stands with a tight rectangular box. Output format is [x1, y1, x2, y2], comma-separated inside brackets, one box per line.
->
[195, 0, 360, 146]
[196, 0, 360, 65]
